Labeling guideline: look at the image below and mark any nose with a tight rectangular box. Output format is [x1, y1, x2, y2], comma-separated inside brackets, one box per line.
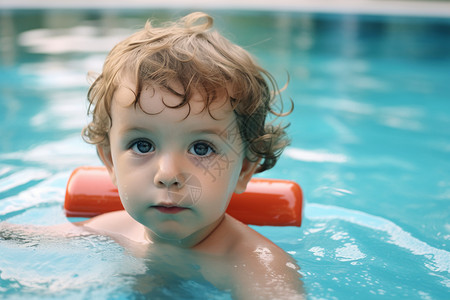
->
[153, 153, 183, 188]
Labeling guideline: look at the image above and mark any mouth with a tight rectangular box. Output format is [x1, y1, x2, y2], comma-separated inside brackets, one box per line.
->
[152, 205, 189, 214]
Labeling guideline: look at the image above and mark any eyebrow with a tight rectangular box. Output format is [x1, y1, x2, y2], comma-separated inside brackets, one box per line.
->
[190, 128, 226, 137]
[118, 127, 152, 136]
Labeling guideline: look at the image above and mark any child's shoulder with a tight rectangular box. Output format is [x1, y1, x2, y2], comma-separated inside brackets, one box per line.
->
[78, 210, 145, 243]
[206, 215, 304, 298]
[201, 214, 290, 259]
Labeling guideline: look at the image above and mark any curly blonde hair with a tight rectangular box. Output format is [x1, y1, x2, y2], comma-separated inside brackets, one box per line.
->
[83, 12, 291, 173]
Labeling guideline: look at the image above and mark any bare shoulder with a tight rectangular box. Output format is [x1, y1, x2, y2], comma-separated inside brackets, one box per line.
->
[220, 215, 305, 299]
[223, 215, 295, 260]
[78, 211, 146, 243]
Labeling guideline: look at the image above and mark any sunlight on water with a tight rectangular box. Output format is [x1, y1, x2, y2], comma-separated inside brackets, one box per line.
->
[1, 136, 99, 167]
[285, 147, 349, 163]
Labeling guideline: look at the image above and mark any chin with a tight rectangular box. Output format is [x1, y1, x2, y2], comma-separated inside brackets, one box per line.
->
[150, 228, 192, 243]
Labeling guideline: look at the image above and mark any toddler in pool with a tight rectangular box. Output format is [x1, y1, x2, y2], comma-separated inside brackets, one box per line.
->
[69, 12, 303, 299]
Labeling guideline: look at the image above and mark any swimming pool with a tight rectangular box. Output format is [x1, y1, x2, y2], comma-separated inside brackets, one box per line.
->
[1, 9, 449, 299]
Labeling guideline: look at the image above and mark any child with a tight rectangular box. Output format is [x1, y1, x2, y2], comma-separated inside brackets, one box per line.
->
[68, 12, 303, 298]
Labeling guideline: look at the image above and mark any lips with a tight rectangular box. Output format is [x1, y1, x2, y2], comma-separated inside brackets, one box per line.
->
[152, 205, 188, 214]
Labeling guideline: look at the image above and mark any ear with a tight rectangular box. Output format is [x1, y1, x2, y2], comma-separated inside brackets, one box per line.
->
[97, 145, 117, 186]
[234, 158, 262, 194]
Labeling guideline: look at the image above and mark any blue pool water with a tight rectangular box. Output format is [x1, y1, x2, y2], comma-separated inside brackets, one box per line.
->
[1, 9, 449, 299]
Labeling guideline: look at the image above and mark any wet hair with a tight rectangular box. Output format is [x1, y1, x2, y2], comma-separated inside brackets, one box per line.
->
[83, 12, 291, 173]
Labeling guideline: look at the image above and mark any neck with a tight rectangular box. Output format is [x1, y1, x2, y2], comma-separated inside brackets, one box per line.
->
[144, 215, 226, 249]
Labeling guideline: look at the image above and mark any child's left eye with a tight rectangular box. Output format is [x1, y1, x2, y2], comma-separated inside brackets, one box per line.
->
[189, 142, 216, 157]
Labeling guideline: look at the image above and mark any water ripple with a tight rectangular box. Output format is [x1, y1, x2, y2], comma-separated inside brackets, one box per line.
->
[0, 173, 67, 218]
[0, 136, 99, 168]
[0, 168, 50, 194]
[306, 203, 450, 274]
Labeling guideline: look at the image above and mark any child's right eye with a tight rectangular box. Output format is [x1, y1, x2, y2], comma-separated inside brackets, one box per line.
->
[130, 140, 155, 154]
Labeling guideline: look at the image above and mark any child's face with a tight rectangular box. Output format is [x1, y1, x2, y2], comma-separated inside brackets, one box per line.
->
[100, 81, 256, 246]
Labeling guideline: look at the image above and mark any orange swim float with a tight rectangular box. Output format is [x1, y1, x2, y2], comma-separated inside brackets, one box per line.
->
[64, 166, 303, 227]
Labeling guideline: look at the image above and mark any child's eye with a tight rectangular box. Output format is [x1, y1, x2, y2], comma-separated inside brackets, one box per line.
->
[189, 142, 216, 157]
[130, 140, 155, 154]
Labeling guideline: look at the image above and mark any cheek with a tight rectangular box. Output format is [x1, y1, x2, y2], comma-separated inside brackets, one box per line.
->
[190, 153, 243, 185]
[112, 158, 151, 204]
[115, 175, 139, 208]
[192, 156, 243, 205]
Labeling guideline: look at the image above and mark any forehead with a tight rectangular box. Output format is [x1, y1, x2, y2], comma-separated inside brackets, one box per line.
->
[111, 83, 235, 129]
[112, 78, 234, 120]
